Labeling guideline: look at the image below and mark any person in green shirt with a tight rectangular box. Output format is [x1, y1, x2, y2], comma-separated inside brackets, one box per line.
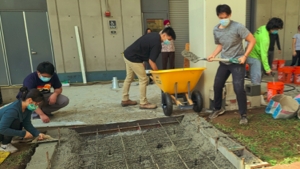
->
[247, 17, 283, 85]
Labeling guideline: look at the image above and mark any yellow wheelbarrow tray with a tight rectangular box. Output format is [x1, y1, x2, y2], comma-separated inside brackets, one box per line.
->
[150, 68, 206, 116]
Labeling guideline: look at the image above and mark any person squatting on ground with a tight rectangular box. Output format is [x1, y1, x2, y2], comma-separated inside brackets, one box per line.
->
[161, 20, 176, 70]
[247, 18, 284, 85]
[0, 87, 46, 153]
[207, 4, 256, 125]
[121, 27, 176, 109]
[291, 25, 300, 66]
[17, 62, 69, 123]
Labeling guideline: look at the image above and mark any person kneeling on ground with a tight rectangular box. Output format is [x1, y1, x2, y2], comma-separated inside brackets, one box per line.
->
[207, 4, 256, 125]
[121, 27, 176, 109]
[17, 62, 69, 123]
[0, 87, 46, 153]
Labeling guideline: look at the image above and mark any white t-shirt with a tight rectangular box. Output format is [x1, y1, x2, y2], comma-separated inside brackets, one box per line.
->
[293, 33, 300, 50]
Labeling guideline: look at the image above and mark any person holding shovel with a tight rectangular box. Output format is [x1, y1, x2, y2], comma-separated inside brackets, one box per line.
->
[0, 87, 45, 153]
[121, 27, 176, 109]
[207, 4, 256, 125]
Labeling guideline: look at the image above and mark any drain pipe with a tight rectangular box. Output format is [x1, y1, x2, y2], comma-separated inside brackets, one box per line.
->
[75, 26, 87, 84]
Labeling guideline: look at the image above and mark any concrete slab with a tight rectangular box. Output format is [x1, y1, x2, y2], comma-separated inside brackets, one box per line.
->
[26, 142, 57, 169]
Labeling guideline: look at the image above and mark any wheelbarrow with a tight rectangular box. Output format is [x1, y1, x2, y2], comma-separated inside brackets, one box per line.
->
[150, 68, 206, 116]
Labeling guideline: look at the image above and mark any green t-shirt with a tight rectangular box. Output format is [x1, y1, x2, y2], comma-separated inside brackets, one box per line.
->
[249, 25, 270, 71]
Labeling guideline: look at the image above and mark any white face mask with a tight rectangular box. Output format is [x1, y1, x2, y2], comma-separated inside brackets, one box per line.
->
[165, 25, 171, 27]
[220, 18, 230, 27]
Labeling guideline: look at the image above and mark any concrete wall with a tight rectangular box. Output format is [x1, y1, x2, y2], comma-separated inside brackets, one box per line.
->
[189, 0, 247, 108]
[255, 0, 300, 62]
[47, 0, 142, 82]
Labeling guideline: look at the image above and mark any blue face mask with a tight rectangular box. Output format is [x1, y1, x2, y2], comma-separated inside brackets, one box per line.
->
[220, 18, 230, 27]
[27, 103, 38, 111]
[163, 39, 170, 45]
[40, 76, 51, 82]
[271, 30, 278, 34]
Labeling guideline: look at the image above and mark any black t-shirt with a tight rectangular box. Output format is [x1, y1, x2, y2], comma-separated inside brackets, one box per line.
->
[124, 33, 162, 63]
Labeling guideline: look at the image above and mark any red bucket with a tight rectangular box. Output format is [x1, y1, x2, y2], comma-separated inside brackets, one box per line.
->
[272, 60, 278, 70]
[246, 64, 249, 71]
[267, 82, 284, 102]
[277, 67, 285, 82]
[294, 68, 300, 85]
[283, 66, 295, 84]
[277, 60, 285, 69]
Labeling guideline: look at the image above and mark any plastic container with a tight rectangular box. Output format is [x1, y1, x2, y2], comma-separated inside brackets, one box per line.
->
[267, 82, 284, 102]
[283, 66, 295, 84]
[294, 68, 300, 85]
[277, 60, 285, 69]
[277, 67, 285, 82]
[272, 60, 278, 70]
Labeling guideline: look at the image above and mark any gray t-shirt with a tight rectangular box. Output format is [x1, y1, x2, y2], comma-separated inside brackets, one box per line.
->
[213, 21, 250, 59]
[293, 33, 300, 50]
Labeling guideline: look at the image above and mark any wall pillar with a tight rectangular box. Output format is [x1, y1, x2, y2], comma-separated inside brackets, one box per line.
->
[189, 0, 247, 108]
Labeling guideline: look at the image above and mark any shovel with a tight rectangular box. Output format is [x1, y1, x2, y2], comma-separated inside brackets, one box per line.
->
[181, 50, 240, 64]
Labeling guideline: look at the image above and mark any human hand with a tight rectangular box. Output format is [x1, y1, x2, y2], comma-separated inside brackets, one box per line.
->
[40, 114, 50, 123]
[38, 133, 45, 140]
[24, 131, 33, 139]
[238, 56, 247, 64]
[207, 55, 215, 62]
[48, 93, 57, 105]
[293, 51, 297, 56]
[266, 70, 272, 75]
[278, 50, 281, 54]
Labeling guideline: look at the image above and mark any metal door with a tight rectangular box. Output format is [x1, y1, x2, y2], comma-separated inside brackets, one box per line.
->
[143, 13, 168, 70]
[0, 24, 9, 86]
[0, 11, 54, 85]
[0, 12, 31, 85]
[25, 12, 54, 70]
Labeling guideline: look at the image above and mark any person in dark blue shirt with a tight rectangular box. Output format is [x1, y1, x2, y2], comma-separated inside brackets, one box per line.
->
[0, 87, 45, 153]
[17, 62, 69, 123]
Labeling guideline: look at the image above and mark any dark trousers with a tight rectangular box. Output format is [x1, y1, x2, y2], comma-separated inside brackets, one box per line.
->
[214, 62, 247, 116]
[0, 120, 22, 144]
[162, 52, 175, 70]
[290, 50, 300, 66]
[268, 51, 274, 70]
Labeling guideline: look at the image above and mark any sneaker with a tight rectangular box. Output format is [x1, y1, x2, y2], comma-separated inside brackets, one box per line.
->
[121, 100, 137, 107]
[11, 137, 34, 144]
[209, 108, 225, 119]
[140, 103, 157, 109]
[0, 144, 18, 153]
[239, 116, 248, 125]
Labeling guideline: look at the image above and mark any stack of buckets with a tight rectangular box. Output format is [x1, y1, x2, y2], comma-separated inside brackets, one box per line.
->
[267, 60, 286, 102]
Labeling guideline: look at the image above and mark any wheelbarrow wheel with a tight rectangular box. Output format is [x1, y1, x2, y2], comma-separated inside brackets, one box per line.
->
[192, 90, 203, 113]
[162, 93, 173, 116]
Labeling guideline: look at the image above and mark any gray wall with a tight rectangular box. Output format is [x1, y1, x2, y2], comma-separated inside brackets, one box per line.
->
[47, 0, 143, 74]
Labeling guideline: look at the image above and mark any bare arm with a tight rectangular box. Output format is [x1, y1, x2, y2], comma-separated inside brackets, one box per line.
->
[149, 59, 158, 71]
[244, 33, 256, 57]
[52, 87, 62, 96]
[292, 38, 297, 55]
[210, 45, 223, 57]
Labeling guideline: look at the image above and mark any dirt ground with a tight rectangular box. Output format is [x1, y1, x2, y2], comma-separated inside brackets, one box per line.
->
[1, 143, 36, 169]
[209, 108, 300, 166]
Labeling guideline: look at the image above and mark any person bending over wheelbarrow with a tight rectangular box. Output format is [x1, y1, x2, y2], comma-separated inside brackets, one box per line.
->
[207, 4, 256, 125]
[121, 27, 176, 109]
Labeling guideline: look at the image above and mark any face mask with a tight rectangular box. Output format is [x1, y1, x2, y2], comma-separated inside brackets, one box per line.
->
[27, 104, 38, 111]
[165, 25, 170, 27]
[163, 39, 170, 45]
[220, 19, 230, 27]
[40, 76, 51, 82]
[271, 30, 278, 34]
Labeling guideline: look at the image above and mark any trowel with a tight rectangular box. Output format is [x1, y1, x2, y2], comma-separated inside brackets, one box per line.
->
[28, 135, 58, 144]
